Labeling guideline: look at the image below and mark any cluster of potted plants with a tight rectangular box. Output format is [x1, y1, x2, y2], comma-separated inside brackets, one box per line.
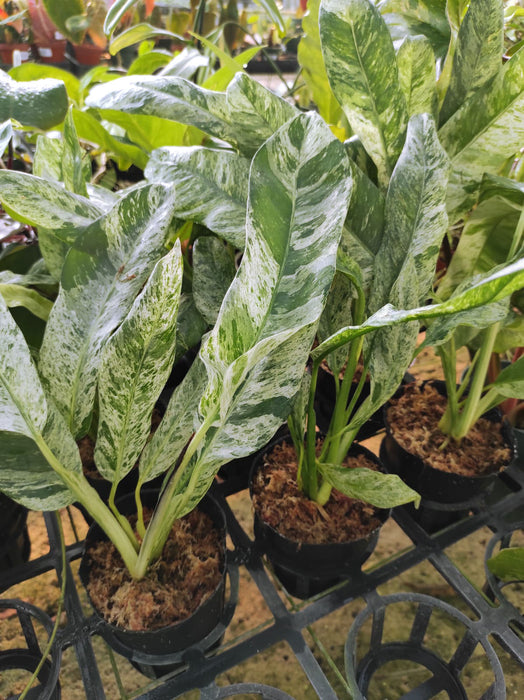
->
[0, 0, 522, 688]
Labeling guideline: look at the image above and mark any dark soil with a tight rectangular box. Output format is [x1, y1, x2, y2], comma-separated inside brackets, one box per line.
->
[84, 508, 224, 631]
[386, 382, 512, 477]
[251, 440, 382, 544]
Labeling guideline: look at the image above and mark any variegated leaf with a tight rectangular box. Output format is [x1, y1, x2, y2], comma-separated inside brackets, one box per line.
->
[312, 258, 524, 361]
[298, 0, 343, 127]
[339, 159, 385, 296]
[192, 237, 236, 326]
[0, 119, 12, 155]
[363, 114, 449, 414]
[492, 355, 524, 399]
[86, 72, 296, 155]
[0, 294, 47, 438]
[319, 464, 419, 507]
[438, 192, 521, 299]
[368, 113, 450, 314]
[145, 146, 250, 248]
[225, 73, 297, 144]
[138, 355, 207, 484]
[440, 0, 503, 125]
[0, 71, 68, 130]
[0, 171, 103, 244]
[38, 184, 177, 438]
[154, 111, 352, 523]
[318, 272, 356, 376]
[423, 297, 511, 348]
[0, 295, 82, 509]
[94, 243, 183, 483]
[397, 35, 438, 119]
[439, 46, 524, 222]
[0, 284, 53, 320]
[320, 0, 408, 185]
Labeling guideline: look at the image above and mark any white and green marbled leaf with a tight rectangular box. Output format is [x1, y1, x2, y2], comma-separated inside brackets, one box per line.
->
[0, 171, 103, 245]
[143, 111, 352, 522]
[145, 146, 250, 249]
[440, 0, 503, 125]
[192, 237, 236, 326]
[320, 0, 408, 185]
[86, 72, 296, 155]
[38, 184, 177, 438]
[439, 45, 524, 222]
[94, 243, 184, 483]
[0, 295, 81, 509]
[397, 34, 438, 120]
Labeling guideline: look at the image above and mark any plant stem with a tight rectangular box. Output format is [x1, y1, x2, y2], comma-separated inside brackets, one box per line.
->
[34, 435, 139, 574]
[134, 412, 216, 579]
[108, 484, 140, 551]
[303, 360, 320, 500]
[450, 322, 501, 440]
[437, 338, 458, 435]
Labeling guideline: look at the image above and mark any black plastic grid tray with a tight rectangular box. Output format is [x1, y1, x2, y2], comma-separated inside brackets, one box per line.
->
[1, 449, 523, 699]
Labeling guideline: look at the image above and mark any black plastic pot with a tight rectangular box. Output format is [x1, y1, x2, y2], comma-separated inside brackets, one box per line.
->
[250, 436, 389, 599]
[79, 491, 231, 678]
[0, 493, 30, 583]
[381, 380, 517, 532]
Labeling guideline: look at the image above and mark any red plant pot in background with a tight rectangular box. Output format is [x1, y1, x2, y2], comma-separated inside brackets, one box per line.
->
[71, 43, 108, 66]
[0, 43, 30, 65]
[37, 39, 67, 63]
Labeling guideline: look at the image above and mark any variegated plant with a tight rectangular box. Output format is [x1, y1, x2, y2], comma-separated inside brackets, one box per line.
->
[0, 112, 356, 578]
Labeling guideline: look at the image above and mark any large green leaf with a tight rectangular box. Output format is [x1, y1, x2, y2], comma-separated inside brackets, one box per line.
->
[144, 111, 352, 529]
[0, 70, 68, 130]
[312, 258, 524, 360]
[9, 63, 81, 106]
[298, 0, 343, 126]
[438, 189, 521, 299]
[0, 295, 81, 509]
[72, 108, 149, 170]
[439, 46, 524, 221]
[440, 0, 503, 125]
[368, 113, 450, 314]
[38, 184, 177, 438]
[319, 463, 420, 507]
[320, 0, 408, 185]
[86, 72, 296, 155]
[397, 35, 438, 119]
[0, 171, 103, 244]
[192, 237, 236, 325]
[339, 160, 385, 296]
[145, 146, 250, 248]
[90, 108, 189, 153]
[94, 243, 183, 483]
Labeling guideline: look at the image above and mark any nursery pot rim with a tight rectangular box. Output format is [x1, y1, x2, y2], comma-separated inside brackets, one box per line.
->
[382, 379, 517, 494]
[250, 432, 390, 548]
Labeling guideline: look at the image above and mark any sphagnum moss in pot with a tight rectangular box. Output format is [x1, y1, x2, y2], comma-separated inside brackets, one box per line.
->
[0, 112, 355, 667]
[381, 291, 522, 532]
